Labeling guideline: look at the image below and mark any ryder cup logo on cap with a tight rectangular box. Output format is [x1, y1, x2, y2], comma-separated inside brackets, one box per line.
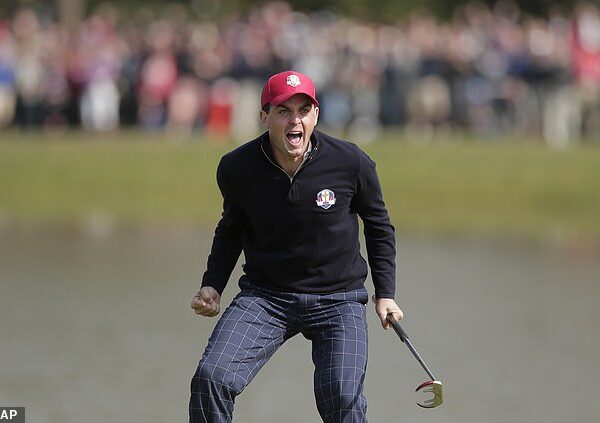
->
[261, 71, 319, 109]
[316, 189, 336, 209]
[286, 74, 301, 87]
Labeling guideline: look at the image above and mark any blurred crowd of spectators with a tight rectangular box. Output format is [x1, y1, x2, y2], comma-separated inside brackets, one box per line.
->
[1, 1, 600, 146]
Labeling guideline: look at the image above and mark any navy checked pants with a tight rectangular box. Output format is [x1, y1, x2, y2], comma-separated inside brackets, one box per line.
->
[189, 281, 369, 423]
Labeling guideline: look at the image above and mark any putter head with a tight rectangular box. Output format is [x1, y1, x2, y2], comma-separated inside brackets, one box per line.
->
[415, 380, 443, 408]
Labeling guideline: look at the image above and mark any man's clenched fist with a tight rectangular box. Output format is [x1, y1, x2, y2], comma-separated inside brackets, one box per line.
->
[191, 287, 221, 317]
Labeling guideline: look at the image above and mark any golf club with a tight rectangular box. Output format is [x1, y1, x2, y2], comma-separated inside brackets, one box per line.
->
[386, 314, 443, 408]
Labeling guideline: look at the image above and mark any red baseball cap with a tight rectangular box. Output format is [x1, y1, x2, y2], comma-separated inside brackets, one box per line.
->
[260, 71, 319, 109]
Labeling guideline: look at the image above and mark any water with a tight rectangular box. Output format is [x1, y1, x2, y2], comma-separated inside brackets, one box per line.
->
[1, 229, 599, 422]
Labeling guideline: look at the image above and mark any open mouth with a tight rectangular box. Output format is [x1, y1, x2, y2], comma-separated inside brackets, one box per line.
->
[286, 131, 303, 146]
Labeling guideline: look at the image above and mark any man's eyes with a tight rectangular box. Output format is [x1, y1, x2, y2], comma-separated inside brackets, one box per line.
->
[276, 108, 310, 115]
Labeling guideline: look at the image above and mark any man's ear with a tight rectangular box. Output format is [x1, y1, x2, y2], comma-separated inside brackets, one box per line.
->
[260, 110, 269, 128]
[314, 106, 319, 124]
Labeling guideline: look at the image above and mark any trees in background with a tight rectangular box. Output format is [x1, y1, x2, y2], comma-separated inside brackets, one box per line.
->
[0, 0, 576, 24]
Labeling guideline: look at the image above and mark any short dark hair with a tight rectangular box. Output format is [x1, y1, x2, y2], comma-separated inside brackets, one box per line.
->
[262, 104, 271, 113]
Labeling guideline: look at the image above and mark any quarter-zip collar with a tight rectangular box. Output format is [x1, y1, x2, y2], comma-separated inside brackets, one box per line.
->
[260, 131, 320, 182]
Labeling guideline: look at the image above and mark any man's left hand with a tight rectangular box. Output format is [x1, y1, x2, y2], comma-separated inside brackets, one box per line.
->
[372, 295, 404, 329]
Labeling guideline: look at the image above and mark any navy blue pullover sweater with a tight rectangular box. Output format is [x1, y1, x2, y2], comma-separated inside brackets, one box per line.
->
[201, 130, 396, 298]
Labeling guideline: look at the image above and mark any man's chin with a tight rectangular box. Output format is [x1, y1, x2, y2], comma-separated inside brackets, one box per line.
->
[285, 142, 307, 157]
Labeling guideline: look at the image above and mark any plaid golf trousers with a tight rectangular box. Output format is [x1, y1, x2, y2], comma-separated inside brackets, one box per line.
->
[189, 280, 369, 423]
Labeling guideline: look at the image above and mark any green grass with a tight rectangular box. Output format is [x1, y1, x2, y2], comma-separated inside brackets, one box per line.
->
[1, 131, 599, 241]
[372, 139, 600, 240]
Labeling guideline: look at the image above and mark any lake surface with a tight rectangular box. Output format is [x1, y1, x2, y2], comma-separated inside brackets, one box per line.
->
[1, 229, 599, 422]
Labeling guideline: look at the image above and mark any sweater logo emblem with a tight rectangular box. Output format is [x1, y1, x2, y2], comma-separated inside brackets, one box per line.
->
[316, 189, 336, 209]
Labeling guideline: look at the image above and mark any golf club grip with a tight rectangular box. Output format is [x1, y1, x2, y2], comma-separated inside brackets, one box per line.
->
[387, 316, 409, 343]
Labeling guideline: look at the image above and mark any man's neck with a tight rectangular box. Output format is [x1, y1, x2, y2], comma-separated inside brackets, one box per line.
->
[273, 151, 304, 178]
[270, 141, 312, 179]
